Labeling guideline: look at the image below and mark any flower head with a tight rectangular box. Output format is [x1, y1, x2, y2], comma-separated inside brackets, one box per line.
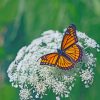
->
[80, 69, 94, 88]
[19, 88, 32, 100]
[7, 29, 99, 100]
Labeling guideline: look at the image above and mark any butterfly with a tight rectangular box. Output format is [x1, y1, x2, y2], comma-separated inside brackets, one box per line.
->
[40, 24, 82, 70]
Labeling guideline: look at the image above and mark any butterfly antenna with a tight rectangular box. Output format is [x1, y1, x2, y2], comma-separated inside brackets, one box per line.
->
[36, 57, 41, 62]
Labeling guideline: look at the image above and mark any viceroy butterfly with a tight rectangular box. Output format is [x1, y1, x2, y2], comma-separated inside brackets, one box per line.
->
[40, 24, 82, 70]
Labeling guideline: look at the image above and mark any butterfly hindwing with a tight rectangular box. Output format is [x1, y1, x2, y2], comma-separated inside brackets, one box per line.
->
[61, 24, 78, 50]
[56, 55, 74, 70]
[64, 44, 82, 62]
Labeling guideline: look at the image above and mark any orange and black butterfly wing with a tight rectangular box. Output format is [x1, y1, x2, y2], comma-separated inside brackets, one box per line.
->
[61, 24, 82, 63]
[56, 55, 74, 70]
[65, 44, 82, 62]
[61, 24, 78, 50]
[40, 53, 74, 70]
[40, 53, 59, 66]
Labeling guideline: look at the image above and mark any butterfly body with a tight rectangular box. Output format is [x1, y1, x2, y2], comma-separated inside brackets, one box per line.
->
[57, 49, 63, 55]
[40, 24, 82, 70]
[57, 49, 73, 63]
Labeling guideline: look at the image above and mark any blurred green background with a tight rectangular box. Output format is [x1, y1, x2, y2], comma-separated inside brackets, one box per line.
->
[0, 0, 100, 100]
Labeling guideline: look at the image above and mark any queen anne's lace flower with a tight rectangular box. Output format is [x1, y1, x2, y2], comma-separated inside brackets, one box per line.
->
[80, 69, 94, 88]
[7, 29, 99, 100]
[19, 88, 33, 100]
[56, 96, 60, 100]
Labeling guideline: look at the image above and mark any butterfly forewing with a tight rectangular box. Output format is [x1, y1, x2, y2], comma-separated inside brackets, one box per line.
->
[40, 53, 59, 66]
[61, 24, 78, 50]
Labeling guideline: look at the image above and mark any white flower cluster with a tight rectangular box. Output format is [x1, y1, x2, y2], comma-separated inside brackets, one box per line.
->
[7, 30, 99, 100]
[80, 69, 94, 88]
